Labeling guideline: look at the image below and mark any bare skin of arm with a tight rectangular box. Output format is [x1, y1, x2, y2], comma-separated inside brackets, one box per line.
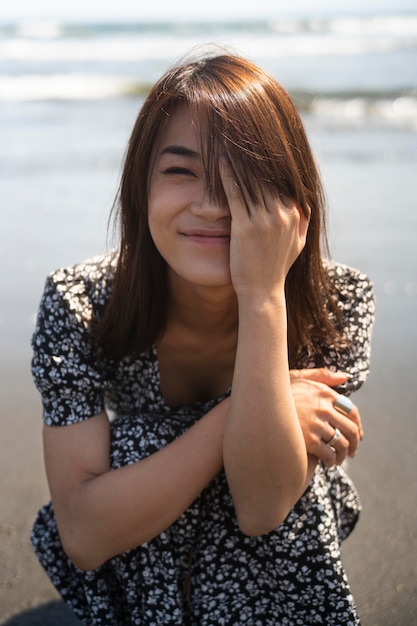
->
[220, 158, 312, 536]
[43, 367, 361, 571]
[43, 400, 228, 571]
[219, 162, 362, 535]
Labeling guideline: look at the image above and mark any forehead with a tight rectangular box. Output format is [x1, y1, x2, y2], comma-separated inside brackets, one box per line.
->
[155, 105, 203, 153]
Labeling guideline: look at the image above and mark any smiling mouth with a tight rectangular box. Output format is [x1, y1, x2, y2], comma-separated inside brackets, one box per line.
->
[182, 228, 230, 239]
[182, 231, 231, 245]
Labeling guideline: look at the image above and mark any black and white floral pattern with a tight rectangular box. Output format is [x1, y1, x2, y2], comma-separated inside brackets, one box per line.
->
[31, 252, 375, 625]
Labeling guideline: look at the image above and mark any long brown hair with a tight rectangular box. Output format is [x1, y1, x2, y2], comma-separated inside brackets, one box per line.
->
[94, 51, 345, 365]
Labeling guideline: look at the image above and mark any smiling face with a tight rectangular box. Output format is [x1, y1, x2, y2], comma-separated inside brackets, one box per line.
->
[148, 105, 233, 292]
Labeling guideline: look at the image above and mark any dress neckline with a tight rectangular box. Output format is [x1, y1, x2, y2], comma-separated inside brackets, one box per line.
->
[150, 344, 231, 413]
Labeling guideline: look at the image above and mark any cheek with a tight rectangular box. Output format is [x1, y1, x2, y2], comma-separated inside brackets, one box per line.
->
[147, 185, 188, 242]
[147, 188, 175, 228]
[147, 203, 175, 265]
[147, 192, 165, 235]
[147, 211, 164, 252]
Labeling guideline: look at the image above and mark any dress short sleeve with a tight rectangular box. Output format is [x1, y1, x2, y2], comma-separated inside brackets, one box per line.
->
[326, 263, 375, 394]
[31, 264, 107, 426]
[297, 263, 375, 395]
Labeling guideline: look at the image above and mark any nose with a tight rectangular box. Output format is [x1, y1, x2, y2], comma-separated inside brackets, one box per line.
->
[190, 191, 230, 221]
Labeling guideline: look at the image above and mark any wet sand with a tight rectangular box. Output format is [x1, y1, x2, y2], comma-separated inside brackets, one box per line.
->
[0, 292, 416, 626]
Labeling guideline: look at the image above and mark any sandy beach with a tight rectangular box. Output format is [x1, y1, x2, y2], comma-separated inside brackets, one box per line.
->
[0, 285, 416, 625]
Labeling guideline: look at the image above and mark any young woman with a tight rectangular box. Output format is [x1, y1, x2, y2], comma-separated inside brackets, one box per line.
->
[31, 51, 374, 625]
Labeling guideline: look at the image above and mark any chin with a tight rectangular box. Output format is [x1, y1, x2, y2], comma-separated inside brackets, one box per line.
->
[170, 266, 233, 291]
[189, 273, 233, 289]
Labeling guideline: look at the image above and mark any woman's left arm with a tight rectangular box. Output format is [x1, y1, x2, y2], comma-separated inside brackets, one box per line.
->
[220, 158, 311, 536]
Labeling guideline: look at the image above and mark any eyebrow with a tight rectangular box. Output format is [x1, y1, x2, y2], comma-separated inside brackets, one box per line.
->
[159, 145, 199, 158]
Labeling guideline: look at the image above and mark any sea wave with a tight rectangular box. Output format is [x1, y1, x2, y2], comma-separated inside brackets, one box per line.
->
[2, 31, 416, 64]
[1, 72, 415, 130]
[306, 93, 417, 130]
[2, 14, 417, 38]
[1, 13, 415, 129]
[1, 14, 417, 64]
[0, 73, 149, 100]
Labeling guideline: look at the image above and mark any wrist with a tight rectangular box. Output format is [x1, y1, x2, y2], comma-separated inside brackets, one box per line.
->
[237, 289, 287, 319]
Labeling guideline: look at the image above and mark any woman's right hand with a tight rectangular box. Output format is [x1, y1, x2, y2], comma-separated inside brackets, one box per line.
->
[290, 368, 363, 467]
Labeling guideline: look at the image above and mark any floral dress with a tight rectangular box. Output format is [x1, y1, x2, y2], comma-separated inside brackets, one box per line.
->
[31, 253, 375, 626]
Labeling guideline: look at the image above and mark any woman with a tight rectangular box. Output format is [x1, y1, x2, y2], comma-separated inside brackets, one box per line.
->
[31, 51, 374, 625]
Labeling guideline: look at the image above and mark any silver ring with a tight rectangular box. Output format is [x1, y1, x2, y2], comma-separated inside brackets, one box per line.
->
[326, 427, 341, 449]
[334, 395, 353, 416]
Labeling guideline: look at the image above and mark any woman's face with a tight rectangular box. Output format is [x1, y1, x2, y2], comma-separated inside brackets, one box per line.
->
[148, 105, 233, 291]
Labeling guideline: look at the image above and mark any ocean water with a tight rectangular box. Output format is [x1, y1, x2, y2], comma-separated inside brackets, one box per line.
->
[0, 8, 416, 360]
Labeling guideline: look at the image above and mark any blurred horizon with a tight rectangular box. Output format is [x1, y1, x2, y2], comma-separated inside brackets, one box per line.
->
[1, 0, 417, 22]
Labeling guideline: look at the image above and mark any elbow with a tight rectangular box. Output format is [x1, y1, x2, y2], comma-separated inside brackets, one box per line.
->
[234, 475, 308, 537]
[236, 507, 291, 537]
[59, 525, 107, 572]
[69, 551, 105, 573]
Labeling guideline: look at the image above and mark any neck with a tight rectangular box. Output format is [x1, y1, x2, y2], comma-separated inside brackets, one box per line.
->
[166, 271, 238, 336]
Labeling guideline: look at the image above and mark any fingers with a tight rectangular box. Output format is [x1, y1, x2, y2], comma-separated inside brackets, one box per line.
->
[322, 423, 353, 467]
[290, 367, 349, 386]
[291, 377, 363, 468]
[219, 153, 265, 221]
[305, 420, 352, 468]
[289, 368, 363, 442]
[294, 197, 310, 246]
[331, 403, 363, 453]
[219, 153, 305, 233]
[319, 401, 362, 466]
[332, 393, 363, 442]
[219, 153, 249, 218]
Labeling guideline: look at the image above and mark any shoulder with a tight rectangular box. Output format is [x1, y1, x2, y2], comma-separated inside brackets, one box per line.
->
[324, 260, 373, 295]
[322, 260, 375, 391]
[324, 260, 375, 318]
[32, 253, 119, 424]
[48, 251, 117, 300]
[43, 251, 118, 327]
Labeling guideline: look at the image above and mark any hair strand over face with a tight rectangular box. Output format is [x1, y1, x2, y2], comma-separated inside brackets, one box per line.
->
[93, 51, 346, 365]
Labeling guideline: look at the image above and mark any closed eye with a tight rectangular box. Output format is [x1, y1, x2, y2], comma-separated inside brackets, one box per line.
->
[163, 166, 196, 177]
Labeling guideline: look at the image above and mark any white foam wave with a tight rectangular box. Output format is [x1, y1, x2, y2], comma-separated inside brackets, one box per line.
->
[2, 27, 415, 64]
[328, 14, 417, 37]
[0, 74, 135, 101]
[2, 72, 416, 131]
[2, 35, 202, 62]
[287, 14, 417, 38]
[311, 95, 417, 130]
[15, 20, 64, 40]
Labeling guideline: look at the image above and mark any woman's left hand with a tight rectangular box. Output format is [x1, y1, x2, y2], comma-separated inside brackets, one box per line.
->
[219, 156, 310, 302]
[290, 368, 363, 467]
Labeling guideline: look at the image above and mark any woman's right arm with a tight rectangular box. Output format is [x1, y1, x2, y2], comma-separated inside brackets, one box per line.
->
[33, 270, 225, 571]
[43, 400, 228, 572]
